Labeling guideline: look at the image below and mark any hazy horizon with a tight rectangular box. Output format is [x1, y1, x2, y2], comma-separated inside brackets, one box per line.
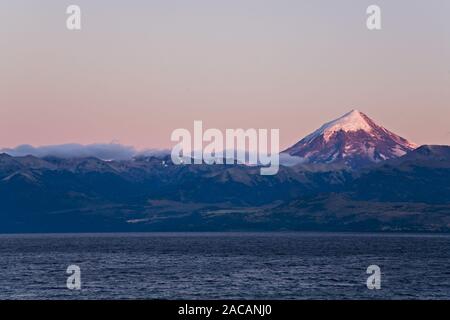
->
[1, 0, 449, 150]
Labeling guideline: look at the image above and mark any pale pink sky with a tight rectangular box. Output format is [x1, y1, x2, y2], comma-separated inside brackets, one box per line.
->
[0, 0, 449, 150]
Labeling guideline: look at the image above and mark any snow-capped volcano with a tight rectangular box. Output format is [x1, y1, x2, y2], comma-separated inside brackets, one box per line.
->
[284, 110, 418, 168]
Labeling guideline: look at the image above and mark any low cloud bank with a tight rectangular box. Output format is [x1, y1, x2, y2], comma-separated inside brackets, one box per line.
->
[279, 153, 307, 166]
[0, 143, 169, 160]
[1, 144, 305, 166]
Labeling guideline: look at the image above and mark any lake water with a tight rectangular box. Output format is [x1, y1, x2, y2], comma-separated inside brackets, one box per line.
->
[0, 232, 449, 300]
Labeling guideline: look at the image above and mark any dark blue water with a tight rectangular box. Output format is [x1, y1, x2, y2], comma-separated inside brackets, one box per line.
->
[0, 232, 449, 300]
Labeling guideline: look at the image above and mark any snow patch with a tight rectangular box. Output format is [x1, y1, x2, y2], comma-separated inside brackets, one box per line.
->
[303, 110, 373, 143]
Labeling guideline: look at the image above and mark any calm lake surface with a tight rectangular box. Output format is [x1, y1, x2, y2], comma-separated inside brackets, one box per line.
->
[0, 232, 449, 300]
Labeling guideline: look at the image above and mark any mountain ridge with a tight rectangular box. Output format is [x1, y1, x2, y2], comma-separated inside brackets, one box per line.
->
[0, 144, 449, 232]
[0, 111, 449, 232]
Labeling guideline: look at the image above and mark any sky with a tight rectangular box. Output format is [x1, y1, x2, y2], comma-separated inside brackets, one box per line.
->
[0, 0, 449, 151]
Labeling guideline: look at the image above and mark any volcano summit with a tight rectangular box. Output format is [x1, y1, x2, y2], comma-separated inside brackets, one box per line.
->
[284, 110, 417, 169]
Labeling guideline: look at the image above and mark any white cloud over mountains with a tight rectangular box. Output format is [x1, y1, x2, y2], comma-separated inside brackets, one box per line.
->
[0, 143, 169, 160]
[1, 143, 305, 167]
